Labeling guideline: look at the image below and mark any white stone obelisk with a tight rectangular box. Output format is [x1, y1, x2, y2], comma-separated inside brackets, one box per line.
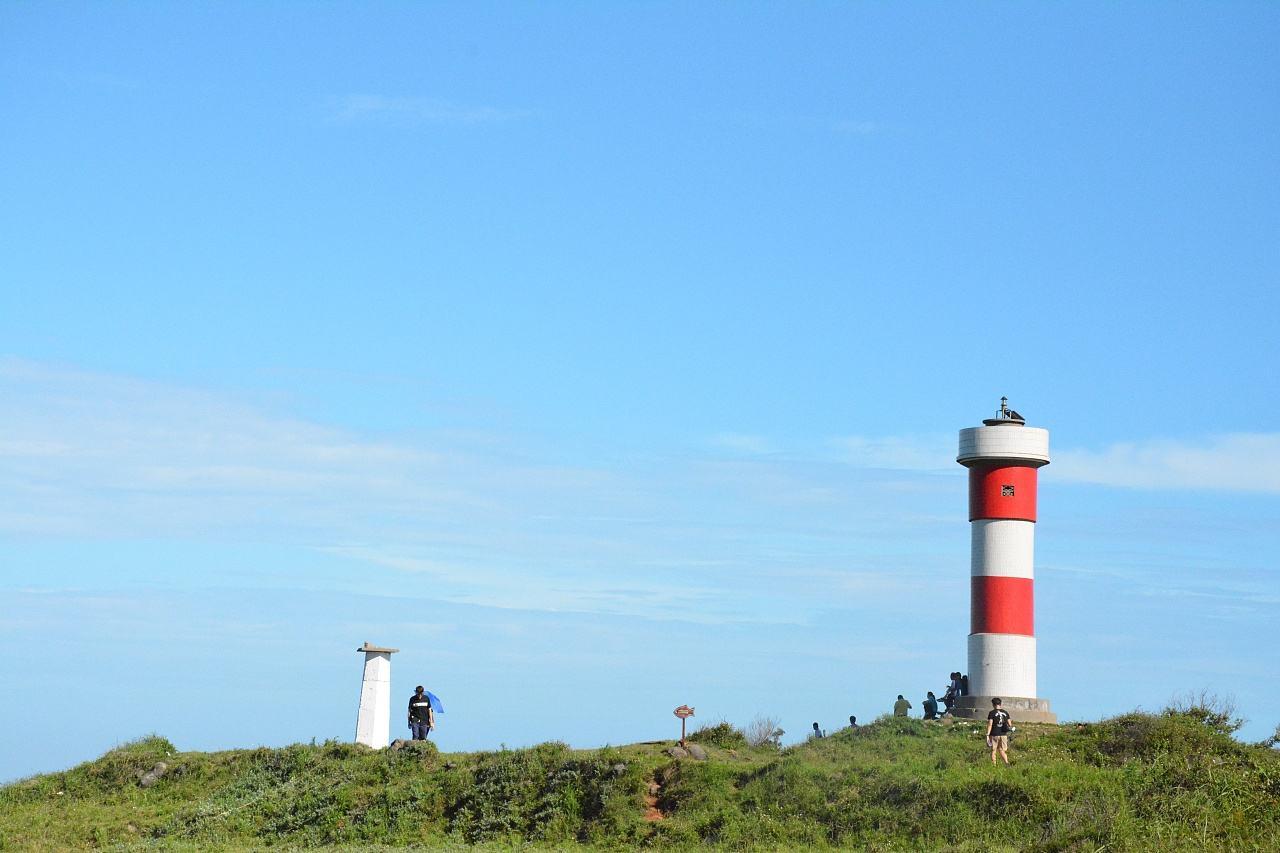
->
[354, 642, 399, 748]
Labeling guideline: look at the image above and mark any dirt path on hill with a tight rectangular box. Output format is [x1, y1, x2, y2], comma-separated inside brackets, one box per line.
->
[643, 777, 665, 821]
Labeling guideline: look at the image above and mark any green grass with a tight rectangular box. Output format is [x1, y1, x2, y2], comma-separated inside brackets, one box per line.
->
[2, 708, 1278, 851]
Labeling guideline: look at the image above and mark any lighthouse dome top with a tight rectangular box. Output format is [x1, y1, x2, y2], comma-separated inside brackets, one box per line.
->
[983, 396, 1025, 426]
[957, 398, 1050, 467]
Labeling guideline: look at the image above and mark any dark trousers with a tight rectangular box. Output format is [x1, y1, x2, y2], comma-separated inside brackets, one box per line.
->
[410, 721, 432, 740]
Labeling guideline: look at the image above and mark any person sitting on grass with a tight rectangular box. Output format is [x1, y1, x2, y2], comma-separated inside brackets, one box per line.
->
[923, 691, 939, 720]
[893, 694, 912, 717]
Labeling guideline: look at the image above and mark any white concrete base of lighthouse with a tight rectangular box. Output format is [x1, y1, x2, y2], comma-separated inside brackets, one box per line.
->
[951, 695, 1057, 724]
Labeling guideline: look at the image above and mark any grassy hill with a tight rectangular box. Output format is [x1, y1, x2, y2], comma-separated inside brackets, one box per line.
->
[2, 705, 1278, 851]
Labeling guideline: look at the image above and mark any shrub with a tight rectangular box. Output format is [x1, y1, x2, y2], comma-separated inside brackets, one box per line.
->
[446, 742, 641, 843]
[744, 714, 784, 749]
[322, 739, 365, 760]
[79, 735, 177, 790]
[1163, 690, 1244, 736]
[688, 721, 747, 750]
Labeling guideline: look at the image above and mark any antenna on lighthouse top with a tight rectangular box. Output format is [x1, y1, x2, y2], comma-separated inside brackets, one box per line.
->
[983, 396, 1026, 426]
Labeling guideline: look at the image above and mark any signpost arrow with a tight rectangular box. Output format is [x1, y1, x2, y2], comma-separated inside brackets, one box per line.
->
[673, 705, 695, 747]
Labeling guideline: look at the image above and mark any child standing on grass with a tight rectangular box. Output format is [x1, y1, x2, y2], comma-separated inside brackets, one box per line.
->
[986, 698, 1012, 765]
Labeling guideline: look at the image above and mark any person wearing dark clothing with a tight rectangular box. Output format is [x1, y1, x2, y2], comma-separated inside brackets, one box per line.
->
[940, 673, 959, 715]
[986, 698, 1013, 765]
[960, 673, 970, 696]
[848, 715, 857, 728]
[408, 685, 435, 740]
[893, 695, 912, 717]
[923, 692, 939, 720]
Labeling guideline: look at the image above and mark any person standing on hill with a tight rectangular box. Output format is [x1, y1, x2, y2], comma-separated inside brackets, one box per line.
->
[986, 698, 1012, 765]
[408, 685, 435, 740]
[893, 694, 912, 717]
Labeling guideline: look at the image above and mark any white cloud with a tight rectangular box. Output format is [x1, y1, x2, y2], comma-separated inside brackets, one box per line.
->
[0, 359, 931, 623]
[319, 545, 794, 625]
[829, 434, 954, 471]
[0, 358, 513, 538]
[332, 95, 534, 125]
[1055, 434, 1280, 493]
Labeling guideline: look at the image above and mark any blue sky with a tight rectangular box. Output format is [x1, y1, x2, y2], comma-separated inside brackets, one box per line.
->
[2, 3, 1278, 781]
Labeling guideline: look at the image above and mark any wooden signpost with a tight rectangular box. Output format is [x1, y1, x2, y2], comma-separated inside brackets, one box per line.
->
[673, 705, 695, 747]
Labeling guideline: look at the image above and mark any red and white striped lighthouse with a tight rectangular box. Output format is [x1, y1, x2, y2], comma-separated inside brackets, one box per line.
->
[953, 398, 1057, 723]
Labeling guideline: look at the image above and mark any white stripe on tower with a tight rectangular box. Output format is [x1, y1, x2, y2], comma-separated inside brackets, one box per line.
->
[971, 520, 1034, 578]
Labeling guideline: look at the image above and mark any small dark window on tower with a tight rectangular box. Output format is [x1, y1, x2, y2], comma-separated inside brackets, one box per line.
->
[1001, 485, 1015, 497]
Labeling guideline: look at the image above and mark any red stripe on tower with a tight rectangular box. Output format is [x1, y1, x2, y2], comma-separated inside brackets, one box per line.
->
[970, 576, 1034, 635]
[968, 465, 1038, 521]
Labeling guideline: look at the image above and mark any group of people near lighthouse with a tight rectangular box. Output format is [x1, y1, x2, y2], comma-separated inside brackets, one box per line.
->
[887, 671, 1015, 764]
[813, 689, 1016, 765]
[894, 671, 967, 719]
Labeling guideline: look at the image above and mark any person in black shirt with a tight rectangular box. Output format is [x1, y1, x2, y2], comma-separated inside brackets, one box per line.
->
[408, 685, 435, 740]
[985, 698, 1012, 765]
